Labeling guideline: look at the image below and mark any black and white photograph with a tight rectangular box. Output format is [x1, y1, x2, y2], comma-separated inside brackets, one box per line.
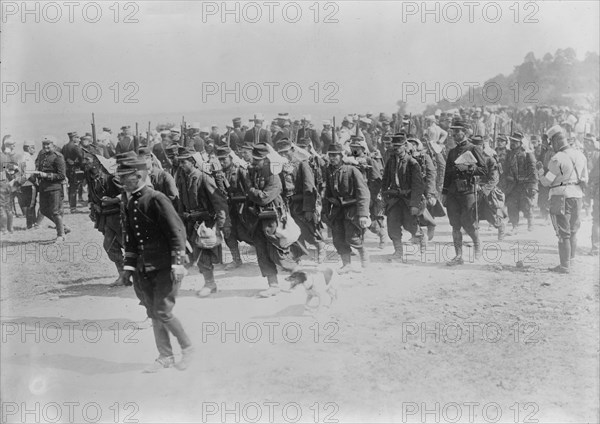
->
[1, 1, 599, 423]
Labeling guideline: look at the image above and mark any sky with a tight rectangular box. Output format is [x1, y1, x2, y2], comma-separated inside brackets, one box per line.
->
[1, 0, 599, 138]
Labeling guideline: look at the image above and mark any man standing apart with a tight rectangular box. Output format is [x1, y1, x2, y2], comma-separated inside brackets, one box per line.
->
[539, 125, 588, 273]
[37, 136, 68, 242]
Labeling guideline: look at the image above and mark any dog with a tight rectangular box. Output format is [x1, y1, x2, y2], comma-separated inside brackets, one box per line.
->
[285, 266, 338, 312]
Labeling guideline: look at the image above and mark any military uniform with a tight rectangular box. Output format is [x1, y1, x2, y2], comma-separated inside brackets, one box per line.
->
[442, 120, 487, 265]
[120, 159, 192, 371]
[539, 126, 589, 273]
[588, 145, 600, 255]
[502, 133, 538, 232]
[62, 135, 85, 212]
[472, 137, 507, 240]
[323, 144, 371, 272]
[382, 135, 425, 259]
[37, 138, 67, 239]
[0, 148, 18, 233]
[247, 143, 301, 295]
[176, 149, 230, 296]
[215, 146, 254, 269]
[85, 155, 124, 284]
[277, 140, 326, 262]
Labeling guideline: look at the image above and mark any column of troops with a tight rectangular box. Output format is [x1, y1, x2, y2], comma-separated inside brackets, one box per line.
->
[1, 109, 597, 371]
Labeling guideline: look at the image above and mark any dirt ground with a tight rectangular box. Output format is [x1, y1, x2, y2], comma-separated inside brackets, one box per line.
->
[1, 204, 598, 424]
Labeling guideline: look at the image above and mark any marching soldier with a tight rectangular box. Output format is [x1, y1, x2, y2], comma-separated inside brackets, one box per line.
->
[441, 119, 487, 266]
[348, 135, 389, 249]
[83, 153, 126, 286]
[494, 134, 509, 173]
[118, 158, 193, 372]
[276, 139, 327, 263]
[322, 144, 371, 273]
[535, 133, 554, 222]
[247, 143, 301, 296]
[62, 132, 85, 214]
[138, 147, 179, 208]
[152, 131, 174, 172]
[296, 116, 321, 152]
[215, 145, 254, 269]
[115, 126, 139, 154]
[0, 138, 19, 234]
[381, 134, 425, 261]
[321, 120, 334, 154]
[408, 137, 439, 243]
[502, 132, 538, 234]
[36, 136, 69, 242]
[176, 148, 230, 298]
[229, 117, 245, 152]
[471, 135, 507, 240]
[244, 114, 272, 146]
[538, 125, 588, 273]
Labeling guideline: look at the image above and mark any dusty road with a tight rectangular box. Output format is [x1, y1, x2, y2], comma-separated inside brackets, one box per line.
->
[1, 208, 598, 423]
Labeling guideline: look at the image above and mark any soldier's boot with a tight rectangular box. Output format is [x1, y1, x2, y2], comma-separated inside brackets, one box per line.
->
[316, 241, 327, 264]
[174, 346, 195, 371]
[549, 238, 571, 274]
[447, 230, 464, 266]
[387, 242, 405, 263]
[497, 221, 506, 241]
[470, 230, 481, 262]
[196, 269, 217, 298]
[357, 247, 369, 269]
[109, 263, 130, 287]
[258, 275, 280, 297]
[510, 224, 519, 236]
[338, 253, 357, 274]
[224, 245, 243, 270]
[527, 217, 534, 232]
[569, 234, 577, 267]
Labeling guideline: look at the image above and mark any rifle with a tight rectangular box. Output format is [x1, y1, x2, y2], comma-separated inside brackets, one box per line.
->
[147, 121, 151, 146]
[135, 122, 139, 143]
[91, 113, 97, 144]
[356, 116, 359, 137]
[408, 113, 412, 135]
[181, 116, 187, 146]
[332, 117, 336, 144]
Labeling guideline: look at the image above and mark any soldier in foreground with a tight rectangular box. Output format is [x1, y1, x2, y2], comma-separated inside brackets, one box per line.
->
[323, 144, 371, 273]
[381, 134, 425, 260]
[119, 158, 193, 372]
[441, 119, 487, 266]
[539, 125, 588, 273]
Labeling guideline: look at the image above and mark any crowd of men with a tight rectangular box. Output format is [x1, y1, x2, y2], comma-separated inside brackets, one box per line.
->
[1, 106, 598, 371]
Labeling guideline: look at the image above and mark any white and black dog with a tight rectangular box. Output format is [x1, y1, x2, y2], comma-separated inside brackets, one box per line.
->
[286, 266, 338, 312]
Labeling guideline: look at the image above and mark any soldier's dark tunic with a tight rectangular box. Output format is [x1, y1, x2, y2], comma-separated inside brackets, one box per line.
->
[502, 147, 538, 228]
[177, 166, 230, 288]
[247, 160, 299, 285]
[122, 185, 191, 359]
[323, 163, 370, 255]
[219, 161, 254, 247]
[36, 149, 66, 230]
[281, 154, 323, 251]
[381, 152, 425, 250]
[297, 127, 321, 152]
[244, 127, 272, 146]
[442, 140, 487, 251]
[149, 167, 179, 208]
[152, 142, 173, 172]
[477, 147, 506, 232]
[86, 163, 123, 269]
[62, 140, 84, 210]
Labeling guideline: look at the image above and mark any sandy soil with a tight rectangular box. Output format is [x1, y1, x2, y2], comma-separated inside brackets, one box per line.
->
[1, 206, 598, 423]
